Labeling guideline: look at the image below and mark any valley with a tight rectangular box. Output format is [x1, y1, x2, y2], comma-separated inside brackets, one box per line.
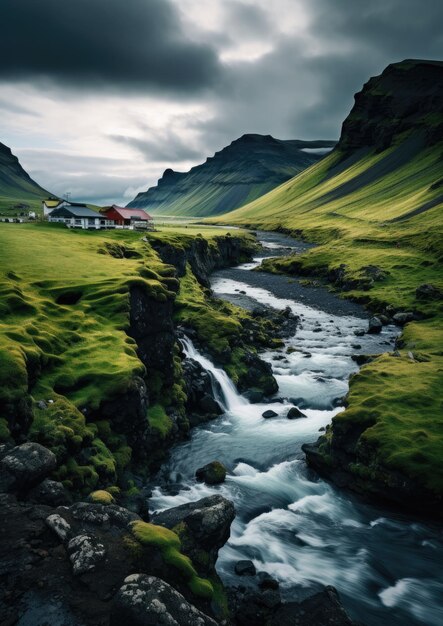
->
[0, 57, 442, 626]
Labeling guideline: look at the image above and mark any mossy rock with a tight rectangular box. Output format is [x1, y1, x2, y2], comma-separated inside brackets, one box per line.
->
[130, 521, 214, 599]
[195, 461, 227, 485]
[88, 489, 115, 505]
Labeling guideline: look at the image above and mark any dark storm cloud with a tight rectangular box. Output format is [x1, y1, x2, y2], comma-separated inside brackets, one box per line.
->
[312, 0, 443, 58]
[0, 0, 221, 92]
[112, 131, 203, 162]
[199, 0, 443, 143]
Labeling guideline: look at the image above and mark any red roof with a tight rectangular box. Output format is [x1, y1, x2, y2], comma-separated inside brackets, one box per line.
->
[106, 205, 152, 220]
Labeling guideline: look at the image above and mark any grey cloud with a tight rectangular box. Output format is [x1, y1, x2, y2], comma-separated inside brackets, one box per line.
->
[0, 99, 40, 117]
[0, 0, 222, 93]
[112, 131, 203, 163]
[223, 1, 274, 39]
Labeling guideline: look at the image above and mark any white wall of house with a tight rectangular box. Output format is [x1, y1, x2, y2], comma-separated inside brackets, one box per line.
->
[48, 216, 114, 229]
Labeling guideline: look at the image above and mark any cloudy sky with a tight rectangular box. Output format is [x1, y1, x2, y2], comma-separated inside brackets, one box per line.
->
[0, 0, 442, 205]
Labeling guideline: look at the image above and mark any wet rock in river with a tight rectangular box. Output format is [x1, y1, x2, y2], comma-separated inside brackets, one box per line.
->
[262, 410, 278, 419]
[235, 560, 256, 576]
[287, 407, 307, 419]
[152, 495, 235, 569]
[195, 460, 227, 484]
[367, 316, 382, 334]
[393, 311, 415, 325]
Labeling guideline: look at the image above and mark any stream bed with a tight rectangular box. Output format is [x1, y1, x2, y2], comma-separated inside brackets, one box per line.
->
[150, 232, 443, 626]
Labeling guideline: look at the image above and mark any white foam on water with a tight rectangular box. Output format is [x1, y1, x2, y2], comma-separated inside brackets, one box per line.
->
[379, 578, 443, 625]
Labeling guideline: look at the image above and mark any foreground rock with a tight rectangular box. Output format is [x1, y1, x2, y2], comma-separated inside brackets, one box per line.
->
[235, 560, 256, 576]
[152, 495, 235, 569]
[271, 586, 358, 626]
[367, 316, 382, 334]
[0, 459, 234, 626]
[196, 460, 227, 484]
[111, 574, 217, 626]
[287, 406, 306, 419]
[0, 442, 56, 492]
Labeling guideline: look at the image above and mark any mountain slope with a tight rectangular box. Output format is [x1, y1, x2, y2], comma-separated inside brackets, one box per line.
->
[210, 59, 443, 511]
[127, 135, 335, 217]
[0, 142, 51, 214]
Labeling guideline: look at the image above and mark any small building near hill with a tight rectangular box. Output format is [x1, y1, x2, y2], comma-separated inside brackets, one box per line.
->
[101, 205, 154, 230]
[42, 197, 64, 217]
[48, 205, 114, 230]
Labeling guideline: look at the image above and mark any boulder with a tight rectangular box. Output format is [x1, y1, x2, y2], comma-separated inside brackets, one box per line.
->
[270, 585, 358, 626]
[244, 389, 264, 403]
[235, 559, 256, 576]
[416, 283, 442, 301]
[199, 393, 223, 415]
[287, 407, 306, 419]
[0, 443, 56, 492]
[367, 316, 382, 334]
[46, 513, 72, 542]
[69, 501, 140, 528]
[152, 495, 235, 568]
[195, 460, 227, 485]
[262, 410, 278, 419]
[393, 311, 415, 325]
[257, 572, 279, 590]
[28, 478, 70, 506]
[67, 533, 106, 576]
[110, 574, 218, 626]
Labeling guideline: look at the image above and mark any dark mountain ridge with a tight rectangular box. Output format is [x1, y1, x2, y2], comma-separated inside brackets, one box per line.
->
[127, 134, 336, 217]
[0, 142, 50, 212]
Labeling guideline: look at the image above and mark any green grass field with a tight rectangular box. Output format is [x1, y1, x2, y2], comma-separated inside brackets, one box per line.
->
[208, 136, 443, 499]
[0, 222, 249, 491]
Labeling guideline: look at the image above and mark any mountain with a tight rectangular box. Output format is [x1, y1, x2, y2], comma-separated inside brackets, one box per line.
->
[210, 60, 443, 231]
[127, 135, 336, 217]
[0, 142, 52, 214]
[209, 59, 443, 510]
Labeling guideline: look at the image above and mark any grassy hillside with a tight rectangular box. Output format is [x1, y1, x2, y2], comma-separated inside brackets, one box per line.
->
[0, 142, 51, 216]
[127, 135, 335, 217]
[208, 60, 443, 506]
[0, 222, 274, 495]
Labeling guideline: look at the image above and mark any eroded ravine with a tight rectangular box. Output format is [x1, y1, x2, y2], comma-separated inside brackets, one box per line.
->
[150, 231, 443, 626]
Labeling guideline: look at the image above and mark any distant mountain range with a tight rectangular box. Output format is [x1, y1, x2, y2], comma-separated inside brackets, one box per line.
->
[0, 142, 51, 214]
[126, 135, 336, 217]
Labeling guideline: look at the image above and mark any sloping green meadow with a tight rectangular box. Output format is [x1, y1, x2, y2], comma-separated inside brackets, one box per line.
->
[0, 222, 239, 491]
[209, 138, 443, 499]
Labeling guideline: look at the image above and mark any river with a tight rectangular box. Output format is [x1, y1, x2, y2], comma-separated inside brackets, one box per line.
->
[150, 231, 443, 626]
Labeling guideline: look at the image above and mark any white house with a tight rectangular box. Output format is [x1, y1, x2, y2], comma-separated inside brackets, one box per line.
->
[42, 198, 65, 217]
[47, 204, 114, 229]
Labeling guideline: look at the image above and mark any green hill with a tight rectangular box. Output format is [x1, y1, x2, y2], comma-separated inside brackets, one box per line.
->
[0, 142, 52, 215]
[127, 134, 335, 217]
[210, 59, 443, 510]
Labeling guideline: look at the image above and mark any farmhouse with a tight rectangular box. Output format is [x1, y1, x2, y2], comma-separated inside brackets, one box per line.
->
[48, 204, 114, 230]
[42, 197, 64, 217]
[102, 205, 154, 229]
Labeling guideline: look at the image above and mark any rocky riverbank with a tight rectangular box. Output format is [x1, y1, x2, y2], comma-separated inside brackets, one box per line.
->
[0, 441, 359, 625]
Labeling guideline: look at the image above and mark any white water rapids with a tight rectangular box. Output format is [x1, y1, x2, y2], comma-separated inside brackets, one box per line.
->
[150, 232, 443, 626]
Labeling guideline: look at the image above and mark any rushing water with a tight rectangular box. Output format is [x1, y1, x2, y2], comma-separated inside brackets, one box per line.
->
[150, 232, 443, 626]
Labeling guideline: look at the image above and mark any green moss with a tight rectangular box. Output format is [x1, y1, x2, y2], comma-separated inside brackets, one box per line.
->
[89, 489, 115, 504]
[131, 520, 214, 599]
[147, 404, 173, 438]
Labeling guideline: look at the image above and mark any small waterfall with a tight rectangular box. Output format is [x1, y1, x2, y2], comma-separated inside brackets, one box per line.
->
[181, 337, 248, 412]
